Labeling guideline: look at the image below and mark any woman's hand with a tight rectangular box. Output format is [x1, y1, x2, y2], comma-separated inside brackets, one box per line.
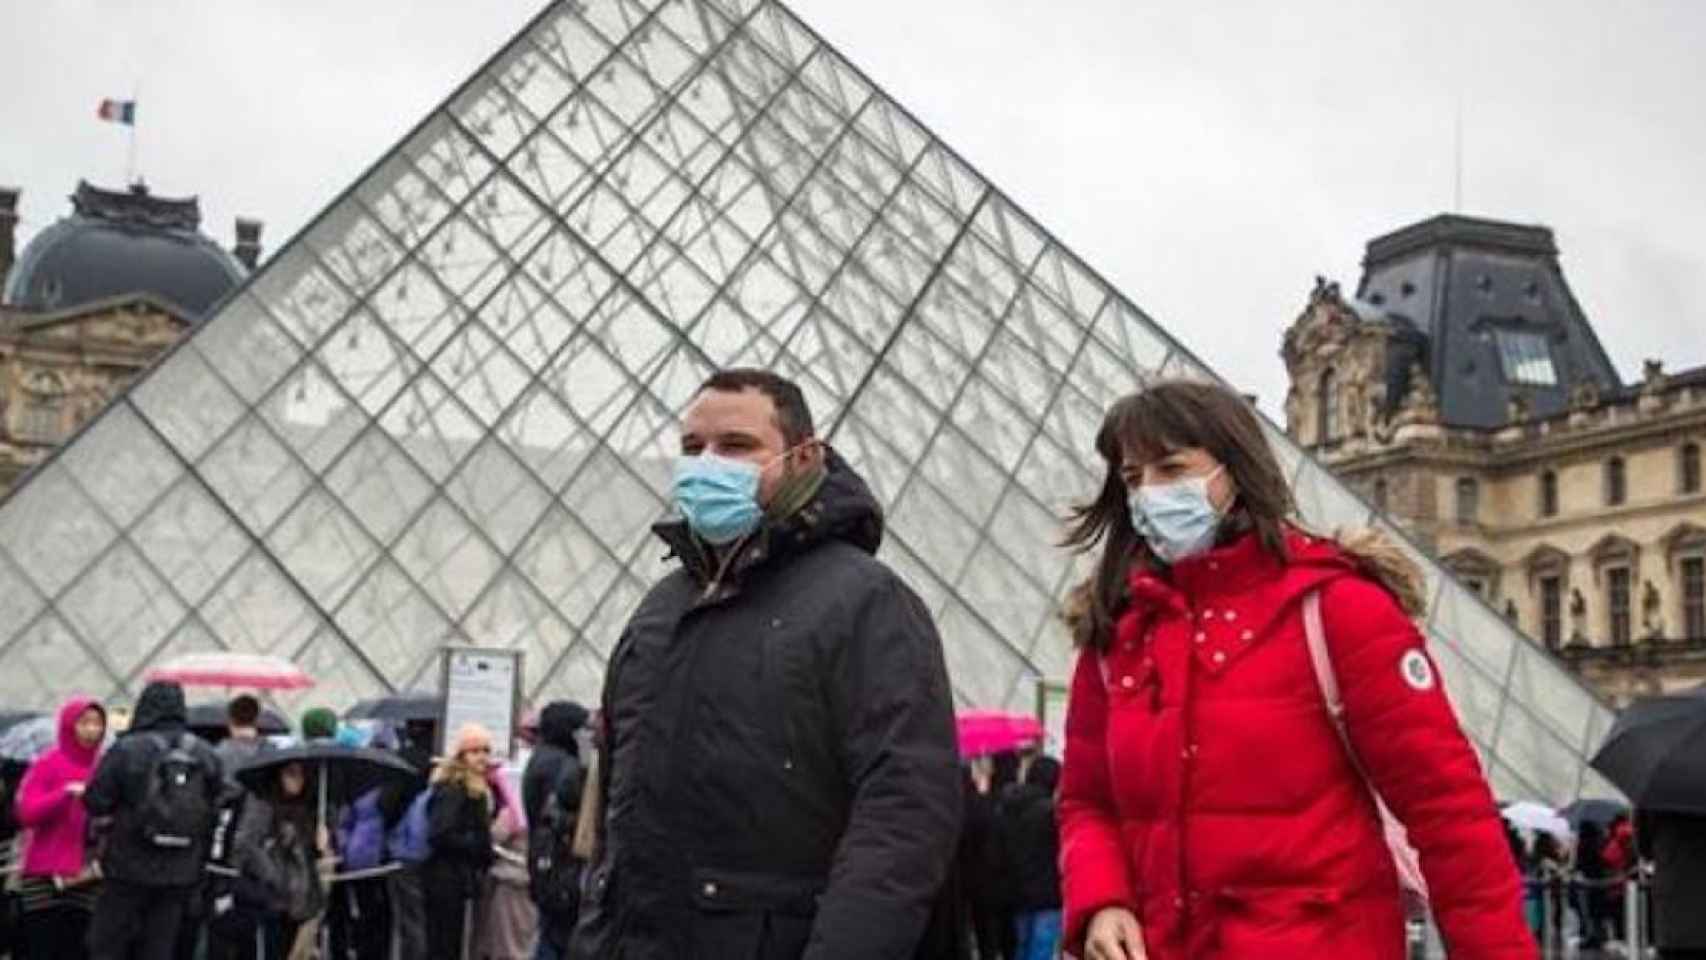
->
[1085, 906, 1147, 960]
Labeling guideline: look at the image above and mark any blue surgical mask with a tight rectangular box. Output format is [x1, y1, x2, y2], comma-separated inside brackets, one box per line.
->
[672, 453, 763, 545]
[1128, 466, 1227, 564]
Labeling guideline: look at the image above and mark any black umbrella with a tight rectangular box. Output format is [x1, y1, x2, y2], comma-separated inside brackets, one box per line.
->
[1590, 691, 1706, 815]
[344, 693, 443, 724]
[185, 702, 290, 741]
[236, 744, 423, 827]
[1559, 797, 1628, 830]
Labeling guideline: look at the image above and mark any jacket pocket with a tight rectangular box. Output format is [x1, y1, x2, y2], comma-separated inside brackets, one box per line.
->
[689, 867, 821, 960]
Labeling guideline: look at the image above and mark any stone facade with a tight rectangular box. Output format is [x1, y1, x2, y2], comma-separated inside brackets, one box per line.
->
[0, 294, 192, 490]
[1283, 217, 1706, 705]
[0, 182, 258, 494]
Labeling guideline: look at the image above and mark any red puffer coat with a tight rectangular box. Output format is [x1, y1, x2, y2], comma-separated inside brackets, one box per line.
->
[1058, 529, 1533, 959]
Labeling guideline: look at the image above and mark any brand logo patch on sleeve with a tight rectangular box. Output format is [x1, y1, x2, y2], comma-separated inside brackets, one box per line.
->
[1400, 649, 1436, 691]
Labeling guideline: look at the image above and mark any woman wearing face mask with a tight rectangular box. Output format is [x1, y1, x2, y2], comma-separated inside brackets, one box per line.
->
[424, 723, 497, 960]
[13, 697, 106, 958]
[1056, 380, 1531, 960]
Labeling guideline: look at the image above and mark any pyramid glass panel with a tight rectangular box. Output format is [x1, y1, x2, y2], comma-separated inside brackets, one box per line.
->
[0, 0, 1615, 803]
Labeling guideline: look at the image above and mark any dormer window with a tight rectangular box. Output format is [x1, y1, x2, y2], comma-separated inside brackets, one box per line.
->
[1494, 329, 1557, 386]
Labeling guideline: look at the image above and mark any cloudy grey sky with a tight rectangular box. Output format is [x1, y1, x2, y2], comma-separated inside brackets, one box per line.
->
[3, 0, 1702, 415]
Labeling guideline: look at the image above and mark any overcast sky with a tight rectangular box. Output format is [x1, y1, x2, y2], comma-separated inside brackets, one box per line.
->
[3, 0, 1703, 416]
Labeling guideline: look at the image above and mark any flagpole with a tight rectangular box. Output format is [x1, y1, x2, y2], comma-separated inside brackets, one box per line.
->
[127, 82, 140, 186]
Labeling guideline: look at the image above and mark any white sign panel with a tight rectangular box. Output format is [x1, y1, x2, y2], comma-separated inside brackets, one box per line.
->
[440, 646, 523, 762]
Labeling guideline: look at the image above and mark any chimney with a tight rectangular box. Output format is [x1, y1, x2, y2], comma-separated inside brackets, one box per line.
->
[233, 217, 263, 270]
[0, 187, 19, 289]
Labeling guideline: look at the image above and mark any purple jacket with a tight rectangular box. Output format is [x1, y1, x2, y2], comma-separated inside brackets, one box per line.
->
[14, 697, 104, 877]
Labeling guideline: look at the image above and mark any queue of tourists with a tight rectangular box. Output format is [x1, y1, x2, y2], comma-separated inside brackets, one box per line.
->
[3, 371, 1704, 960]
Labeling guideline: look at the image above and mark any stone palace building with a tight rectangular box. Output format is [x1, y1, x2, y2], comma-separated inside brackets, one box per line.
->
[1283, 214, 1706, 705]
[0, 181, 260, 489]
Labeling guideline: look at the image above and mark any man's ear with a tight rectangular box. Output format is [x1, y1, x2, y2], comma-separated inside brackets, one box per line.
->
[795, 437, 827, 470]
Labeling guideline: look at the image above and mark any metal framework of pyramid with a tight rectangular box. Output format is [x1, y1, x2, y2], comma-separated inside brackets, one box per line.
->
[0, 0, 1614, 803]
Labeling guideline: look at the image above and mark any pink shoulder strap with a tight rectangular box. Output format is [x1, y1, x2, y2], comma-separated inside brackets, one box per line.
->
[1301, 590, 1431, 901]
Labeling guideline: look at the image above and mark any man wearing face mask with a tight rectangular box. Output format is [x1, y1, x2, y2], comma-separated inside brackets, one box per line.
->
[571, 368, 963, 960]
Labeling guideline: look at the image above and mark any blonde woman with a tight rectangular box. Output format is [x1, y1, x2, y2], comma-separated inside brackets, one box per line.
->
[425, 724, 496, 960]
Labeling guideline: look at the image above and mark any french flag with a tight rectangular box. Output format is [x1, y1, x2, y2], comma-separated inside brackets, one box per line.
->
[97, 99, 136, 125]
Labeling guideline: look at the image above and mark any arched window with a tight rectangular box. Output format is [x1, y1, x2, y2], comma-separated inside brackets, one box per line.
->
[1455, 477, 1479, 525]
[17, 371, 66, 444]
[1681, 443, 1701, 495]
[1606, 457, 1627, 506]
[1316, 369, 1339, 445]
[1539, 470, 1559, 518]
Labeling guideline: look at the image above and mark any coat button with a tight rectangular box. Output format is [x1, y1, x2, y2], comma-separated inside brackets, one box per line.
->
[1173, 895, 1185, 908]
[771, 618, 782, 628]
[1193, 631, 1206, 644]
[1240, 629, 1254, 642]
[782, 758, 794, 771]
[1120, 675, 1136, 689]
[1200, 608, 1215, 620]
[1224, 610, 1237, 622]
[703, 881, 719, 897]
[1124, 641, 1137, 651]
[1211, 651, 1227, 665]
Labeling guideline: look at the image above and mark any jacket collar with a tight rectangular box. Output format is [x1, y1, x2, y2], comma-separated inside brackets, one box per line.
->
[1127, 527, 1356, 615]
[653, 449, 884, 594]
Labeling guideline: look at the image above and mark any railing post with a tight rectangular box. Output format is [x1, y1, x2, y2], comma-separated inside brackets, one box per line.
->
[1626, 875, 1643, 959]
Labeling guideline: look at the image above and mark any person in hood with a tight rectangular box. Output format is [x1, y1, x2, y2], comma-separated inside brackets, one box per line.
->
[1056, 380, 1531, 960]
[997, 755, 1063, 960]
[571, 369, 962, 960]
[84, 681, 223, 960]
[14, 696, 106, 957]
[522, 701, 586, 960]
[521, 701, 585, 830]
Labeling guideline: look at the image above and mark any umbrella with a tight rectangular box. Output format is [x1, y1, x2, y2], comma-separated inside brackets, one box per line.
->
[0, 710, 42, 735]
[185, 702, 290, 741]
[344, 693, 443, 724]
[957, 710, 1044, 758]
[1591, 691, 1706, 815]
[0, 715, 58, 763]
[1559, 797, 1628, 830]
[146, 652, 314, 691]
[235, 744, 422, 827]
[1500, 800, 1572, 839]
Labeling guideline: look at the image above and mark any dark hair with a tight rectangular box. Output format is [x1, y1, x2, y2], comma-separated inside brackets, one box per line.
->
[228, 694, 260, 727]
[697, 369, 815, 446]
[1062, 379, 1295, 651]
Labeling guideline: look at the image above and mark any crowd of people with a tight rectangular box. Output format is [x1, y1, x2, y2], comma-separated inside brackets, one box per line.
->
[0, 684, 591, 960]
[4, 368, 1706, 960]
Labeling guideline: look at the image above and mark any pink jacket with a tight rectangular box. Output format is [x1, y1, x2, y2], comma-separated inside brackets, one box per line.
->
[14, 697, 104, 877]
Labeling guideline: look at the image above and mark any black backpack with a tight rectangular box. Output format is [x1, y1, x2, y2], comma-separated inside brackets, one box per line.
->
[527, 765, 583, 921]
[139, 733, 214, 851]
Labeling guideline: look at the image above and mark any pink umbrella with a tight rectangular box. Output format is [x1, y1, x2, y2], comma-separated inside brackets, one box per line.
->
[957, 710, 1044, 758]
[146, 652, 315, 691]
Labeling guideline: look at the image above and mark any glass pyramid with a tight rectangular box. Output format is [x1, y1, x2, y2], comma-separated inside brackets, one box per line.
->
[0, 0, 1613, 803]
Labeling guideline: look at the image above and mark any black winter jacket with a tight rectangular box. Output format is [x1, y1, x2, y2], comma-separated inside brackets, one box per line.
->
[522, 702, 585, 827]
[1640, 812, 1706, 948]
[84, 682, 223, 888]
[572, 453, 963, 960]
[994, 782, 1061, 912]
[424, 780, 493, 898]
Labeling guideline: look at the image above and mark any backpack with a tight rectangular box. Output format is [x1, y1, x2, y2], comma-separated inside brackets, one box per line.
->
[338, 789, 388, 871]
[139, 733, 214, 851]
[1301, 590, 1430, 904]
[527, 766, 583, 920]
[386, 788, 433, 864]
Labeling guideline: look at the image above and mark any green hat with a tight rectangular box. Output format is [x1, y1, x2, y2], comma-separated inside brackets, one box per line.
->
[300, 707, 338, 741]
